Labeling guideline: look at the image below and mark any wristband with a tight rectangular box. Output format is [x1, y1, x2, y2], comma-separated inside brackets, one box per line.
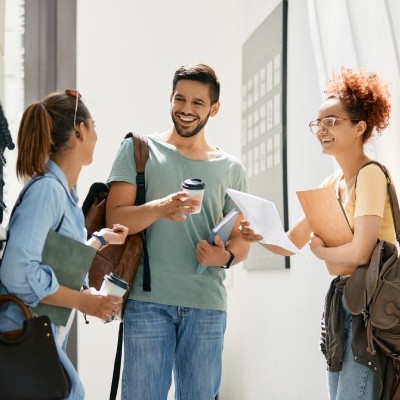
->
[221, 249, 235, 269]
[92, 231, 107, 248]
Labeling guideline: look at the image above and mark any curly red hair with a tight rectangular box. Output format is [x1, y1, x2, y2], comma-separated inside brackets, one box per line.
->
[324, 67, 391, 142]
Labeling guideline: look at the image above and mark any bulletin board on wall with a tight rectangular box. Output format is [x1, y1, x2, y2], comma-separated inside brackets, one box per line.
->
[241, 0, 289, 270]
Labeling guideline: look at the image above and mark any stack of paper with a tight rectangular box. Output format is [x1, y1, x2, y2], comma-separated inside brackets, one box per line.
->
[226, 188, 300, 254]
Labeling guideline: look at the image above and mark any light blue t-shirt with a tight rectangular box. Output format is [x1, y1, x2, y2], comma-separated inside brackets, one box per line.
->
[107, 134, 248, 311]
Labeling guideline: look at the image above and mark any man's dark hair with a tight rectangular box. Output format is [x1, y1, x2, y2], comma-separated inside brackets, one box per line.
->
[172, 64, 220, 105]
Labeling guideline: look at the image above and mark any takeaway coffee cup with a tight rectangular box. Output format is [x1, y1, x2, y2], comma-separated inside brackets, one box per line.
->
[100, 273, 129, 297]
[181, 178, 205, 214]
[100, 273, 129, 323]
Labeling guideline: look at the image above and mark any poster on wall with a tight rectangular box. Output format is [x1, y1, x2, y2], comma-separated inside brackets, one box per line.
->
[241, 0, 289, 270]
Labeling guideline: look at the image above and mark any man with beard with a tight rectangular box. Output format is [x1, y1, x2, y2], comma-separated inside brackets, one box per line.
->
[106, 63, 249, 400]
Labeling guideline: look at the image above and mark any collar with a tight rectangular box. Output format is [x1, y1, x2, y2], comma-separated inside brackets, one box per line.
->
[45, 160, 79, 204]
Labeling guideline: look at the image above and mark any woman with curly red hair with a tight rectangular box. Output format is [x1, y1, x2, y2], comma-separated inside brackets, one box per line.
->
[240, 67, 396, 399]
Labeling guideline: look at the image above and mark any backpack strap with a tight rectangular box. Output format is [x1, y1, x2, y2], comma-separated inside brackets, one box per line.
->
[128, 131, 148, 208]
[109, 132, 150, 400]
[2, 178, 44, 250]
[125, 132, 150, 291]
[9, 176, 45, 222]
[110, 321, 124, 400]
[7, 176, 65, 238]
[2, 176, 65, 276]
[355, 161, 400, 245]
[55, 214, 65, 232]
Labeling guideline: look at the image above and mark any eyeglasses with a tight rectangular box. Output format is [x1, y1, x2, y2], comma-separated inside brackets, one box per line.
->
[65, 89, 82, 129]
[308, 117, 359, 135]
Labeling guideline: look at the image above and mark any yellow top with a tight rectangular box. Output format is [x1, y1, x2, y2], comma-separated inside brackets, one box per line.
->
[321, 163, 396, 245]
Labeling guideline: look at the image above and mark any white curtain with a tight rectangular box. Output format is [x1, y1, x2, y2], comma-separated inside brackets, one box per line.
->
[307, 0, 400, 186]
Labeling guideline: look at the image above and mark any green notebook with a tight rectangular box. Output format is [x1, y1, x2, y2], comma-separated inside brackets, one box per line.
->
[32, 231, 97, 326]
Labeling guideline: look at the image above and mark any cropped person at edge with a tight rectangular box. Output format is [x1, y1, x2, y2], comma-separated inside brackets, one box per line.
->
[240, 67, 397, 399]
[106, 63, 250, 400]
[0, 90, 129, 399]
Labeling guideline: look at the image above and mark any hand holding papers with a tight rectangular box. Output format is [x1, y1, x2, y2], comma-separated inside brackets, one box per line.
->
[226, 189, 300, 254]
[196, 210, 238, 274]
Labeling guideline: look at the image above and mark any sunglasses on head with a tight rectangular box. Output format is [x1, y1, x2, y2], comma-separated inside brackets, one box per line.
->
[65, 89, 82, 129]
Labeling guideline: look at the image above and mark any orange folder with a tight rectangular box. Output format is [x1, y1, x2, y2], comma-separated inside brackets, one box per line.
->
[296, 187, 354, 275]
[296, 187, 353, 246]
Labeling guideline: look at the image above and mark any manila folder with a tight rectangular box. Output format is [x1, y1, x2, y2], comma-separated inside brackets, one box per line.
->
[296, 187, 353, 247]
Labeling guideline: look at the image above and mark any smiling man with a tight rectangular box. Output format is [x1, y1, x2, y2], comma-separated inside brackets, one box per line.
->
[106, 63, 249, 400]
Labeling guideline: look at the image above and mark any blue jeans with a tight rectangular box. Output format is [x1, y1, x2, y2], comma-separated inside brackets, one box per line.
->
[327, 298, 374, 400]
[122, 300, 227, 400]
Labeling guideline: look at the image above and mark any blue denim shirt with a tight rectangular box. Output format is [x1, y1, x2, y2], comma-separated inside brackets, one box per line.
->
[0, 160, 86, 331]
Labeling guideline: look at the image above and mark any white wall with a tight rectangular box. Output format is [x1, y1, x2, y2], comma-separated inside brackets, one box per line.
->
[220, 1, 333, 399]
[75, 1, 400, 399]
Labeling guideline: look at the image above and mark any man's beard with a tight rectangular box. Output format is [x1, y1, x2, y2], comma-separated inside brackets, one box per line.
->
[171, 112, 210, 138]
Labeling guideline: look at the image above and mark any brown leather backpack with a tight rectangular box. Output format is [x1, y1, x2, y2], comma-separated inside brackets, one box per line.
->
[82, 131, 150, 319]
[344, 162, 400, 361]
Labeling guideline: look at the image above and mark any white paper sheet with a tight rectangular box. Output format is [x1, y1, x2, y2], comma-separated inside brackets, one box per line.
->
[226, 188, 300, 254]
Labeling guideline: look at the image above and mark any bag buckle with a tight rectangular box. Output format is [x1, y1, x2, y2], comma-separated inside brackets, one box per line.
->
[362, 289, 370, 324]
